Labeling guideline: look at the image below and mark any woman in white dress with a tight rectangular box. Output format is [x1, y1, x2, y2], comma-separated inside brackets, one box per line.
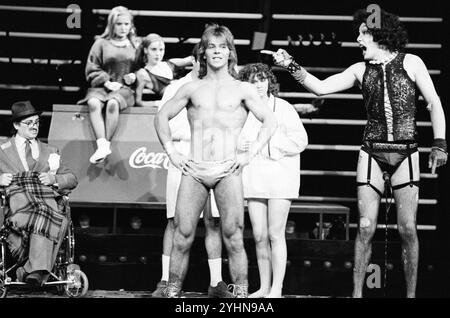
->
[238, 63, 308, 298]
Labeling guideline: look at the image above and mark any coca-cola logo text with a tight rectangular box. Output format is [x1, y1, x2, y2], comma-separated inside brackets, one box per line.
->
[129, 147, 170, 169]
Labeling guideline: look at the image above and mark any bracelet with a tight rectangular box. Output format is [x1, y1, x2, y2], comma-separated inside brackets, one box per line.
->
[432, 147, 448, 156]
[286, 60, 308, 85]
[432, 138, 447, 153]
[164, 141, 176, 156]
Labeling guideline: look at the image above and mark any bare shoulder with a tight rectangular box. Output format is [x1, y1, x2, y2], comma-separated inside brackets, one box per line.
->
[238, 80, 254, 90]
[404, 53, 426, 68]
[136, 68, 150, 81]
[177, 79, 201, 95]
[237, 80, 258, 96]
[348, 62, 365, 74]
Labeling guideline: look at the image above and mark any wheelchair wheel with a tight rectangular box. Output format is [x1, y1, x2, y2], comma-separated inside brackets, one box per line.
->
[0, 274, 7, 298]
[65, 269, 88, 298]
[55, 267, 66, 296]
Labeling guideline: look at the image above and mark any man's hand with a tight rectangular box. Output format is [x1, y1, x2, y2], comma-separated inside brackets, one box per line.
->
[168, 152, 193, 175]
[104, 81, 123, 92]
[0, 173, 13, 186]
[123, 73, 136, 86]
[261, 48, 293, 67]
[39, 172, 56, 186]
[229, 152, 253, 174]
[428, 148, 448, 174]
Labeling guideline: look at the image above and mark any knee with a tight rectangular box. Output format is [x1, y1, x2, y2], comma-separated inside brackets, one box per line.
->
[268, 226, 285, 243]
[253, 229, 268, 246]
[106, 100, 119, 114]
[398, 222, 417, 241]
[357, 217, 376, 241]
[87, 98, 102, 112]
[172, 229, 194, 252]
[223, 229, 244, 254]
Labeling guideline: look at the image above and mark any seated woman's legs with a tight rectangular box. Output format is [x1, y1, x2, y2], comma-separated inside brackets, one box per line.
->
[87, 98, 111, 164]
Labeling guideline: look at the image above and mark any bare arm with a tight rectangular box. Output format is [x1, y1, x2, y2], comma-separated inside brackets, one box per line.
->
[154, 82, 192, 153]
[168, 56, 194, 68]
[408, 55, 446, 139]
[135, 69, 157, 107]
[407, 54, 447, 172]
[241, 82, 278, 155]
[300, 63, 362, 96]
[270, 48, 362, 96]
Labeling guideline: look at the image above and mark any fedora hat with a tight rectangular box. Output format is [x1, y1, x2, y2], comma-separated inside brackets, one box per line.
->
[11, 101, 42, 122]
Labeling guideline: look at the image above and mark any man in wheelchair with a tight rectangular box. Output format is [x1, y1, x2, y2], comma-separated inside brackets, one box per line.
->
[0, 101, 78, 287]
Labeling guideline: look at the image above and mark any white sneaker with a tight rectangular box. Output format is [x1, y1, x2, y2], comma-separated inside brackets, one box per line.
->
[89, 147, 112, 164]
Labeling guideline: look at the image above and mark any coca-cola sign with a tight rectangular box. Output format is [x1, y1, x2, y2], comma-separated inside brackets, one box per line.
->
[129, 147, 170, 169]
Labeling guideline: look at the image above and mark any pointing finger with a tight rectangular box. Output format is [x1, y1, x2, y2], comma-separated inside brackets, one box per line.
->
[431, 158, 437, 174]
[260, 50, 276, 55]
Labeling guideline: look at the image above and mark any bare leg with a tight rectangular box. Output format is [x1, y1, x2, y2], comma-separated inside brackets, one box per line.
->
[248, 199, 271, 298]
[266, 198, 291, 298]
[151, 218, 174, 296]
[353, 150, 384, 298]
[168, 175, 209, 289]
[203, 194, 222, 260]
[214, 173, 248, 288]
[203, 193, 223, 287]
[105, 99, 120, 140]
[392, 151, 420, 298]
[162, 219, 175, 259]
[87, 98, 105, 139]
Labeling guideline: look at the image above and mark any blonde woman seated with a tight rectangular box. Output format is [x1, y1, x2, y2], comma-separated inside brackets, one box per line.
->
[238, 63, 308, 298]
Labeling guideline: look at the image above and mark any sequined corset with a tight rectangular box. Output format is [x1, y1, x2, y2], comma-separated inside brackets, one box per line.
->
[362, 53, 417, 141]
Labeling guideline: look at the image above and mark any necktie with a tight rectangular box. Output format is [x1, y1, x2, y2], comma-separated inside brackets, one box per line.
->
[25, 139, 35, 170]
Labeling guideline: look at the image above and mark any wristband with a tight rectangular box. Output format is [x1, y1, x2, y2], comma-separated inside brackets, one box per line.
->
[286, 60, 308, 85]
[432, 138, 447, 154]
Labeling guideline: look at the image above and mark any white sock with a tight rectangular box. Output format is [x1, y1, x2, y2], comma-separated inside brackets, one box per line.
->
[208, 258, 222, 287]
[96, 138, 110, 150]
[161, 254, 170, 281]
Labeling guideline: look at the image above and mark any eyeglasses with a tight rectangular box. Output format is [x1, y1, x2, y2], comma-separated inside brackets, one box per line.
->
[20, 120, 40, 127]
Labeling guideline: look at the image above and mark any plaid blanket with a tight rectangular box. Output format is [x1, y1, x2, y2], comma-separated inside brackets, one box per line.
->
[4, 171, 65, 245]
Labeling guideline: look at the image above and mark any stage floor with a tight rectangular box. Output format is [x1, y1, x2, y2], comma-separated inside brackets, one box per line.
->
[5, 289, 332, 298]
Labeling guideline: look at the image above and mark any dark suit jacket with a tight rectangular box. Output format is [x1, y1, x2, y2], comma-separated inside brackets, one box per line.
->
[0, 137, 78, 192]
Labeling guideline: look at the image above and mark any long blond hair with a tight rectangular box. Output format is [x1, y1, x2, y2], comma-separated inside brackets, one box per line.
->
[100, 6, 137, 45]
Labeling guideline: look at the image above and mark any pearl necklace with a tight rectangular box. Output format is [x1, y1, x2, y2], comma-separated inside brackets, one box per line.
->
[369, 52, 398, 65]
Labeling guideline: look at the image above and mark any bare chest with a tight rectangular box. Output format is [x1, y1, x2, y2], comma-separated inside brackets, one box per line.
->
[190, 84, 243, 111]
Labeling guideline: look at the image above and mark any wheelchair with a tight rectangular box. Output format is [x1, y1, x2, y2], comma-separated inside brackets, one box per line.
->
[0, 191, 89, 298]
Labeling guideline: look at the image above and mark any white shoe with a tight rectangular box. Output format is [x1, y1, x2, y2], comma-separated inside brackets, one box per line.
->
[89, 147, 112, 164]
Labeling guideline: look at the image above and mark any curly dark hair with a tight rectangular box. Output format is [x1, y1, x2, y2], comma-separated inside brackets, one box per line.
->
[353, 8, 408, 52]
[238, 63, 279, 97]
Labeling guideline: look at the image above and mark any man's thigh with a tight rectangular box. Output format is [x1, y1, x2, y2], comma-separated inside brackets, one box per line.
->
[174, 175, 209, 234]
[213, 173, 244, 234]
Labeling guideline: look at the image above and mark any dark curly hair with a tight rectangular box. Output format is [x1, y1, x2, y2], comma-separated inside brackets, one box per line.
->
[353, 8, 408, 52]
[238, 63, 279, 97]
